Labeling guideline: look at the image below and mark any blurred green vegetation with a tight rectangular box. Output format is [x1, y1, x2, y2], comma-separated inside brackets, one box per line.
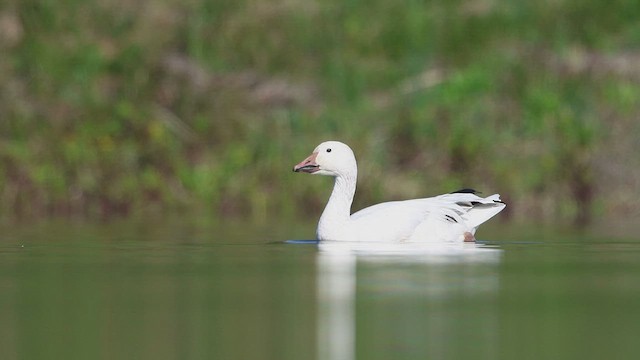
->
[1, 0, 639, 225]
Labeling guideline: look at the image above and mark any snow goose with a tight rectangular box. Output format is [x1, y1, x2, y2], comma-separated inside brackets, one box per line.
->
[293, 141, 505, 243]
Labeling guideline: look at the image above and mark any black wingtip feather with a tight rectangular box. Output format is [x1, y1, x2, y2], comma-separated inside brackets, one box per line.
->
[444, 214, 458, 223]
[451, 188, 480, 194]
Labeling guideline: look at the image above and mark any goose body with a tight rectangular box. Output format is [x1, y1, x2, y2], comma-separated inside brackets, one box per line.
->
[293, 141, 506, 243]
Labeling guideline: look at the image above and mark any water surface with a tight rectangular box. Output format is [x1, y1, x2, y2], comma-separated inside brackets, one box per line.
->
[0, 219, 639, 360]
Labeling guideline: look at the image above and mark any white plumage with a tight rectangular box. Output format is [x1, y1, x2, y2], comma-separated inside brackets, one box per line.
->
[293, 141, 505, 243]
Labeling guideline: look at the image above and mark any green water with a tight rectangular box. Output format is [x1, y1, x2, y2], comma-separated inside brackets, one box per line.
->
[1, 220, 639, 360]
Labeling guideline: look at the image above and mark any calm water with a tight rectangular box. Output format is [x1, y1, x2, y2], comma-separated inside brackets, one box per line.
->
[1, 219, 639, 360]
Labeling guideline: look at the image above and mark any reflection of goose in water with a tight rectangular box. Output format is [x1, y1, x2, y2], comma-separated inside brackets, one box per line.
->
[294, 141, 505, 243]
[316, 244, 501, 360]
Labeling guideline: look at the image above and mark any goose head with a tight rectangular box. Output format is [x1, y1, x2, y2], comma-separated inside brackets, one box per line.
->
[293, 141, 357, 177]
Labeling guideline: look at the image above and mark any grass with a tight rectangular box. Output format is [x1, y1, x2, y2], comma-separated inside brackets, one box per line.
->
[1, 0, 640, 225]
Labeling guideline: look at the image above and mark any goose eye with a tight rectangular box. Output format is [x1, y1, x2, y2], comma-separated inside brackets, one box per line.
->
[326, 148, 332, 153]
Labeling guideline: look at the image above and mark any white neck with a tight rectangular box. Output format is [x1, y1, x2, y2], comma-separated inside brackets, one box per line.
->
[317, 170, 357, 241]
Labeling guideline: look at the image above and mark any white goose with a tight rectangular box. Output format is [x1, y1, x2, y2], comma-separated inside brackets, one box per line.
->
[293, 141, 506, 243]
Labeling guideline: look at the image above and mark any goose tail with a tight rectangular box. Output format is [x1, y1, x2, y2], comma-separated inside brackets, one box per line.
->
[464, 194, 506, 229]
